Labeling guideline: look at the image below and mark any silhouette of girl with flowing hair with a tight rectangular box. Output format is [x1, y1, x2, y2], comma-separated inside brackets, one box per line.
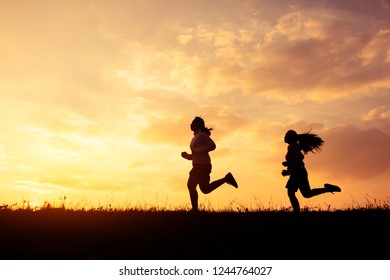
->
[281, 130, 341, 213]
[182, 117, 238, 211]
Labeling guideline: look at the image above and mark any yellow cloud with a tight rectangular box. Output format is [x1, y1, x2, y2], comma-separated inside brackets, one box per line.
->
[177, 34, 194, 45]
[360, 29, 390, 66]
[380, 110, 390, 121]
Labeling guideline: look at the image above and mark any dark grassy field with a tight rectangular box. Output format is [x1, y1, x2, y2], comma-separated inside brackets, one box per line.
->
[0, 209, 389, 260]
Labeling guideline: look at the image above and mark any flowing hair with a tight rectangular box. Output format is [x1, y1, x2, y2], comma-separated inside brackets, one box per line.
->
[298, 131, 324, 154]
[285, 130, 324, 154]
[193, 116, 213, 136]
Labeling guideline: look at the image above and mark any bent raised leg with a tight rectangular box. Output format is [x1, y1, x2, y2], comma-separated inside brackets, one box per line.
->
[300, 183, 340, 198]
[199, 177, 226, 194]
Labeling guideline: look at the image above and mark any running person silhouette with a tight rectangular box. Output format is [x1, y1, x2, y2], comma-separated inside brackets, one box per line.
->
[281, 130, 341, 213]
[182, 117, 238, 211]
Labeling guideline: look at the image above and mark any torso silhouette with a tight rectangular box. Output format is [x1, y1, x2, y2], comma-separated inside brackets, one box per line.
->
[190, 130, 216, 165]
[286, 142, 305, 172]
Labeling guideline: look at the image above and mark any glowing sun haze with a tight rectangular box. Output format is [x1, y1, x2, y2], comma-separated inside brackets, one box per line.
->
[1, 0, 389, 210]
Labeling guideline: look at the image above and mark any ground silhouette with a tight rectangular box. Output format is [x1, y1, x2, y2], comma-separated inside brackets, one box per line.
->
[0, 209, 389, 260]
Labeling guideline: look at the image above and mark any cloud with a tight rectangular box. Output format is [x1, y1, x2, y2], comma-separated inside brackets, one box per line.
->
[142, 1, 390, 104]
[137, 117, 189, 146]
[192, 105, 249, 139]
[381, 110, 390, 121]
[178, 34, 194, 45]
[360, 29, 390, 67]
[361, 107, 390, 124]
[360, 107, 390, 134]
[249, 13, 389, 98]
[313, 125, 390, 180]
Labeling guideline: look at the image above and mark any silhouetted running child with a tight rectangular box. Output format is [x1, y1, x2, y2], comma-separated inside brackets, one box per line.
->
[281, 130, 341, 213]
[182, 117, 238, 211]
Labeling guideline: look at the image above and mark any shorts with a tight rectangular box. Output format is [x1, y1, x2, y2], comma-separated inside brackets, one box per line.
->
[286, 167, 310, 193]
[189, 164, 212, 186]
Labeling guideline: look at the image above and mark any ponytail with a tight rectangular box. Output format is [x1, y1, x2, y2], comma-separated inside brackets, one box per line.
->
[298, 131, 324, 154]
[201, 126, 213, 136]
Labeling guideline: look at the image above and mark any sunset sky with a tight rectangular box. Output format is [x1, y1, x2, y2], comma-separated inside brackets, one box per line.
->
[1, 0, 389, 210]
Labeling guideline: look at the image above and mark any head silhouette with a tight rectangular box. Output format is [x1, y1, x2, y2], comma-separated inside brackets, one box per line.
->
[191, 117, 205, 131]
[284, 130, 298, 144]
[191, 117, 212, 135]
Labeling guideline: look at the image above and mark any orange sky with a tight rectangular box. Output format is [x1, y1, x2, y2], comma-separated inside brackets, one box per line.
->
[1, 0, 389, 210]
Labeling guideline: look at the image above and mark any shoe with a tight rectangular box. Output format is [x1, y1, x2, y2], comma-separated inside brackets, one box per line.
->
[225, 172, 238, 188]
[324, 183, 341, 193]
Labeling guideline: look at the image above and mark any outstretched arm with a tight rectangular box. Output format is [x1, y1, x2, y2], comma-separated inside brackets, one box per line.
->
[181, 151, 193, 160]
